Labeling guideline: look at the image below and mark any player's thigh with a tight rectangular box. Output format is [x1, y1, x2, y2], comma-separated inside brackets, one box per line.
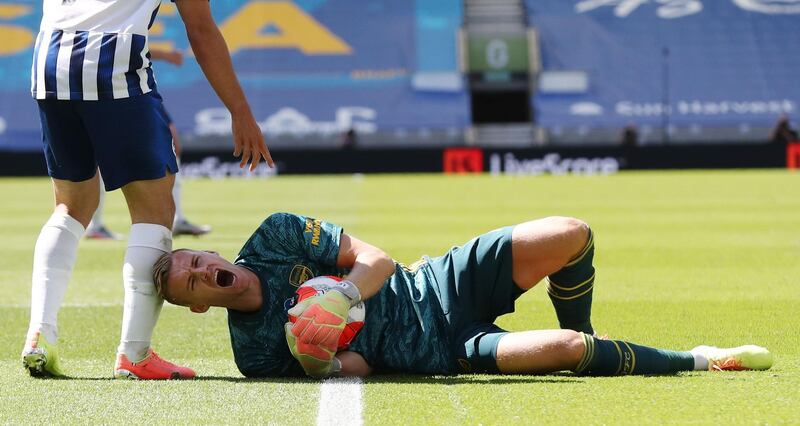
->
[427, 226, 521, 325]
[36, 100, 98, 186]
[511, 217, 589, 289]
[495, 329, 585, 374]
[78, 92, 178, 193]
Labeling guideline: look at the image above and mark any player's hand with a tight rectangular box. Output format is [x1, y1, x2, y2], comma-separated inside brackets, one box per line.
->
[287, 290, 349, 347]
[285, 322, 339, 378]
[166, 50, 184, 66]
[285, 290, 349, 377]
[231, 113, 273, 171]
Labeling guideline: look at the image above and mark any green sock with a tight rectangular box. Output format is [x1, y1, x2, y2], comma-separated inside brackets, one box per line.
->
[574, 333, 695, 376]
[547, 229, 595, 334]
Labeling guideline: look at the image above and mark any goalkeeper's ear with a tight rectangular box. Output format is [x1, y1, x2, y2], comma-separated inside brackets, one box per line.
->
[190, 305, 210, 314]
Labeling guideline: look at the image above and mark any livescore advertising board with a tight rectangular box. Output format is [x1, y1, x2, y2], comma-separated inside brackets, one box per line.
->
[0, 0, 468, 152]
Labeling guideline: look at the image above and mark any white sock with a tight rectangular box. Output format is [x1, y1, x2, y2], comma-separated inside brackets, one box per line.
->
[118, 223, 172, 362]
[86, 174, 106, 232]
[27, 212, 85, 344]
[173, 159, 185, 223]
[691, 350, 709, 371]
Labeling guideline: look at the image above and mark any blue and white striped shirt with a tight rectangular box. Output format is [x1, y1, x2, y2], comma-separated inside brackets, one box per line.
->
[31, 0, 165, 101]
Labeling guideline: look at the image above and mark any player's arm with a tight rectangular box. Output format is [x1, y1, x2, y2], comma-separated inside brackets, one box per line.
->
[335, 351, 373, 377]
[285, 232, 392, 378]
[173, 0, 273, 171]
[149, 48, 183, 66]
[336, 233, 395, 301]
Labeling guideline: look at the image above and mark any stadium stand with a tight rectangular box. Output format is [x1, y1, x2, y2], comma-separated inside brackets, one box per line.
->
[527, 0, 800, 145]
[0, 0, 798, 159]
[0, 0, 469, 152]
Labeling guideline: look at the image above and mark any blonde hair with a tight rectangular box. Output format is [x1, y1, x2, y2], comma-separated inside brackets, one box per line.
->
[152, 249, 189, 305]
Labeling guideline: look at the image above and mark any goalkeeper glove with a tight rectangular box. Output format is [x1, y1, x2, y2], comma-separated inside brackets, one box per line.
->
[285, 322, 341, 378]
[285, 282, 360, 377]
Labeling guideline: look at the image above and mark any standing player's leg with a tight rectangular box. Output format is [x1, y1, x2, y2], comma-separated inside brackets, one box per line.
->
[24, 177, 99, 377]
[160, 108, 210, 237]
[511, 217, 596, 334]
[23, 98, 101, 377]
[495, 329, 772, 375]
[83, 93, 192, 379]
[114, 174, 195, 379]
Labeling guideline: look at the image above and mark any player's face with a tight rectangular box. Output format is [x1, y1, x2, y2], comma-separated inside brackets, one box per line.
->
[166, 250, 251, 308]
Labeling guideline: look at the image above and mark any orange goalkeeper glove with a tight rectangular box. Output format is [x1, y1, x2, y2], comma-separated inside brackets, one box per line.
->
[285, 289, 351, 377]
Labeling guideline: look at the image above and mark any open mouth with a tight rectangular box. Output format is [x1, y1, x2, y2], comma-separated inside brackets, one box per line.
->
[214, 269, 236, 288]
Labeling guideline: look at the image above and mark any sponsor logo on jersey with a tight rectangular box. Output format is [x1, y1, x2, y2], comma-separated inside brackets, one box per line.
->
[304, 218, 322, 246]
[283, 296, 298, 314]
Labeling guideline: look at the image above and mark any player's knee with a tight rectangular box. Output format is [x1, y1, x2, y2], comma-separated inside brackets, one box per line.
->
[54, 198, 100, 228]
[548, 216, 590, 253]
[562, 330, 587, 368]
[561, 216, 589, 240]
[122, 176, 176, 227]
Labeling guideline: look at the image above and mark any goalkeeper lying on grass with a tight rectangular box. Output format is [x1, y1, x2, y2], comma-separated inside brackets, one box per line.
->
[152, 213, 773, 378]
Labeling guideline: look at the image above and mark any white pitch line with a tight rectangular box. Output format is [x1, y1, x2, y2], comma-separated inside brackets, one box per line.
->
[317, 377, 364, 426]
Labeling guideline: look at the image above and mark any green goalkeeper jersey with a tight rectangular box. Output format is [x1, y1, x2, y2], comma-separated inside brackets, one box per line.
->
[228, 213, 452, 377]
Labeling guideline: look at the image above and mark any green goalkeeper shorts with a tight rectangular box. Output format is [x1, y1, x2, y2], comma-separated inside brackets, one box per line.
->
[425, 226, 524, 373]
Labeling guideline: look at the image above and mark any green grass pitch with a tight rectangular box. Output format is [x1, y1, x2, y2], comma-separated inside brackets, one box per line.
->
[1, 170, 798, 424]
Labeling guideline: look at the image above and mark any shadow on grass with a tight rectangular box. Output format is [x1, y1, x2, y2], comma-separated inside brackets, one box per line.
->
[31, 371, 695, 383]
[28, 370, 587, 384]
[190, 374, 585, 385]
[364, 372, 584, 385]
[22, 375, 114, 381]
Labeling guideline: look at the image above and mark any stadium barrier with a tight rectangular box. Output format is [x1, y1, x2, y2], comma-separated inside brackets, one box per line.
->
[0, 143, 789, 178]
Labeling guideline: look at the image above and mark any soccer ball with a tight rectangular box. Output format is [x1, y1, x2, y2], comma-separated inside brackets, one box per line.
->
[287, 275, 366, 351]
